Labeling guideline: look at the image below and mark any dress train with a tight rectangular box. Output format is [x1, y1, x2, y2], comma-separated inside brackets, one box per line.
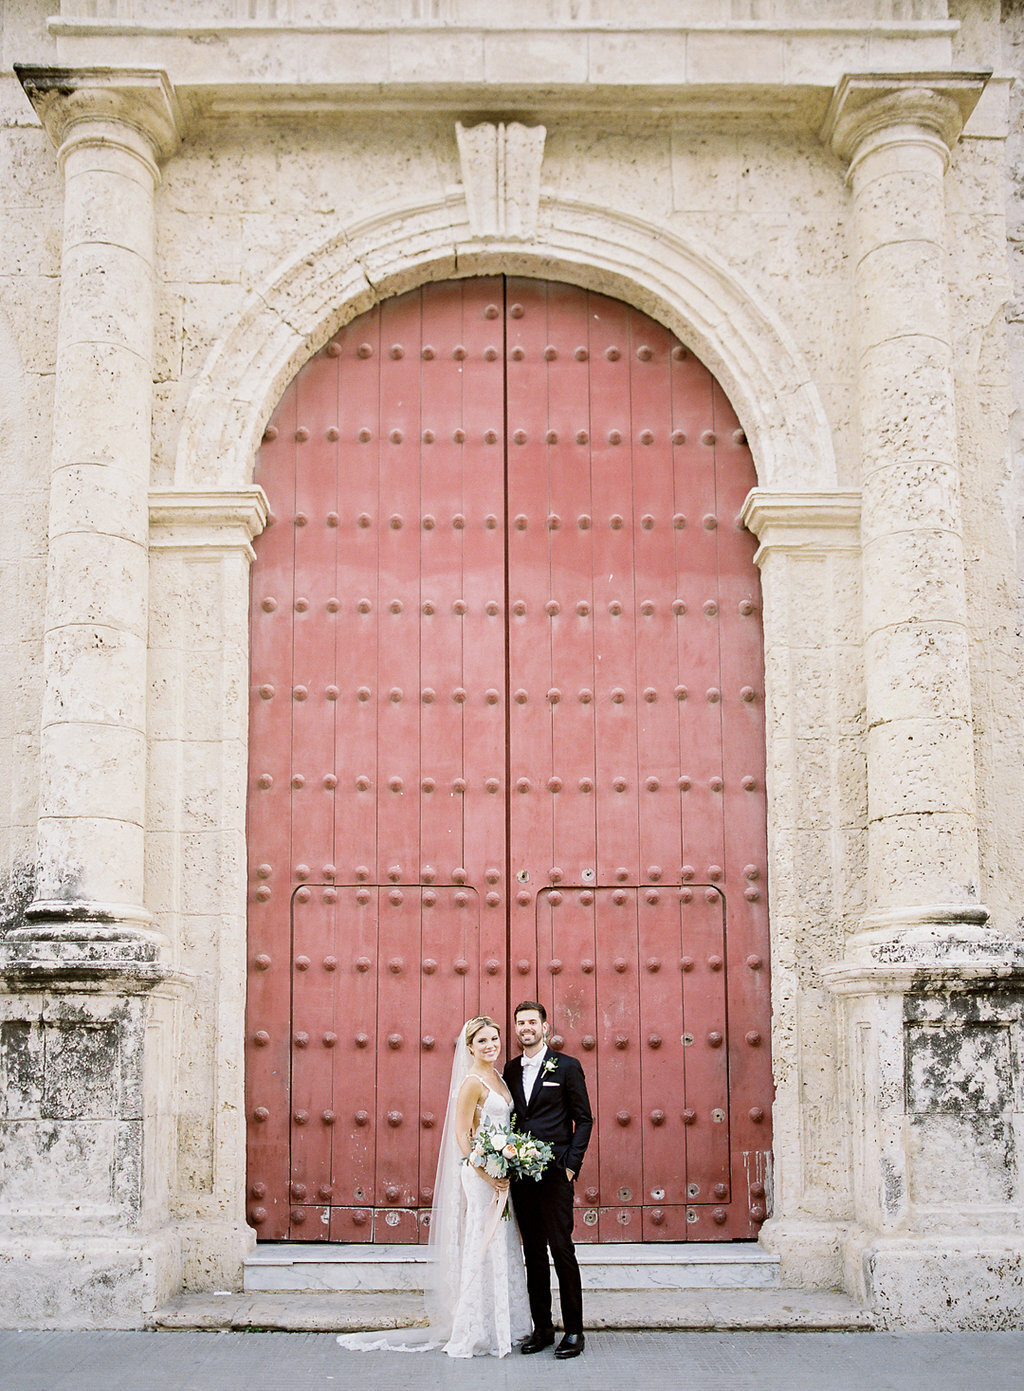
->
[336, 1084, 530, 1358]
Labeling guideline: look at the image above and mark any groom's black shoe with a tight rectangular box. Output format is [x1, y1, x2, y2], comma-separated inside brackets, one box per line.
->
[520, 1328, 556, 1354]
[554, 1332, 585, 1359]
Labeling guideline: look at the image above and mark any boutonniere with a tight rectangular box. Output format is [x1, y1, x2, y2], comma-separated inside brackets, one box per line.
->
[542, 1057, 558, 1077]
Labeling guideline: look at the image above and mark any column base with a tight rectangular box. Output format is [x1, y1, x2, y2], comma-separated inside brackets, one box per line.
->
[0, 939, 192, 1329]
[0, 1228, 183, 1329]
[0, 906, 177, 991]
[16, 896, 165, 942]
[825, 912, 1024, 997]
[177, 1216, 257, 1293]
[843, 1228, 1024, 1330]
[825, 926, 1024, 1329]
[757, 1216, 852, 1293]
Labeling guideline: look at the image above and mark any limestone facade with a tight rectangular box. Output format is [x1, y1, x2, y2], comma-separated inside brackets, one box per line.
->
[1, 0, 1024, 1329]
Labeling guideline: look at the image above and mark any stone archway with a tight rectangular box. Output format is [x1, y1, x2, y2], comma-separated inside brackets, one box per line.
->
[174, 196, 837, 494]
[156, 197, 849, 1280]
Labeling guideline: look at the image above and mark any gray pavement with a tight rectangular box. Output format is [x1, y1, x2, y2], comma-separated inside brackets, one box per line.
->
[3, 1330, 1024, 1391]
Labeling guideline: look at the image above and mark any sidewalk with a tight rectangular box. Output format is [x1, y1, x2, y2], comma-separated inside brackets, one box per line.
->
[3, 1329, 1024, 1391]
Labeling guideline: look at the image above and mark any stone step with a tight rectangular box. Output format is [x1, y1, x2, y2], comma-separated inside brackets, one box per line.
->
[243, 1242, 781, 1293]
[152, 1287, 874, 1333]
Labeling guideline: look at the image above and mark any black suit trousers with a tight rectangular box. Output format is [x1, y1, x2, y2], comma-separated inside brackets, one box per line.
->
[511, 1166, 582, 1335]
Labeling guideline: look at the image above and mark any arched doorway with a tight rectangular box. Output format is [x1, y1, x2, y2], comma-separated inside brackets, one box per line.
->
[244, 277, 772, 1244]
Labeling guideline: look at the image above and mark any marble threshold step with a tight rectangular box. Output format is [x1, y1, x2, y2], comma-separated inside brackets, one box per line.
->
[243, 1242, 781, 1293]
[152, 1287, 875, 1333]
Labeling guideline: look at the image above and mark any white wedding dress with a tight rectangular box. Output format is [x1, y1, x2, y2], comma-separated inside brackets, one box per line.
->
[336, 1051, 531, 1359]
[443, 1082, 532, 1358]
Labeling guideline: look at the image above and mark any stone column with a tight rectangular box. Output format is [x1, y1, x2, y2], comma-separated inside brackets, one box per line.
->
[0, 69, 187, 1329]
[822, 74, 988, 957]
[13, 67, 182, 961]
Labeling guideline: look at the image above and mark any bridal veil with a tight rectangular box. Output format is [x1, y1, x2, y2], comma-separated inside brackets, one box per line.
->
[335, 1020, 474, 1351]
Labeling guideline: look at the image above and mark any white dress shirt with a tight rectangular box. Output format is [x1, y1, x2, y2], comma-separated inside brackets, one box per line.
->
[521, 1049, 546, 1103]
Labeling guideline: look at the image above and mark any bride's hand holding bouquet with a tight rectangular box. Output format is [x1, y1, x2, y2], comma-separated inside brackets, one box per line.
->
[466, 1121, 553, 1193]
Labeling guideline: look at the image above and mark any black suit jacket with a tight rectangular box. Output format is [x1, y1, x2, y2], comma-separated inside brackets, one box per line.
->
[503, 1048, 593, 1179]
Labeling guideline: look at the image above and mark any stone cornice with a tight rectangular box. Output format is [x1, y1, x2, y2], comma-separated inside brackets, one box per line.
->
[15, 65, 184, 167]
[741, 489, 861, 563]
[30, 21, 962, 127]
[47, 12, 959, 37]
[14, 51, 995, 145]
[820, 71, 989, 164]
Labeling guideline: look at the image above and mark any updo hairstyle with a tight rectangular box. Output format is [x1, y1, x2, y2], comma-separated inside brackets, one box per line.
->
[464, 1015, 501, 1049]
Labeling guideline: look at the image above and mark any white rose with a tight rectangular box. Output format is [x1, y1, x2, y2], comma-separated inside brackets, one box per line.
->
[490, 1131, 508, 1149]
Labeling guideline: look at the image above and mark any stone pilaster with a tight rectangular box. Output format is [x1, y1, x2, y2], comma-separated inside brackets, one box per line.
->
[147, 488, 266, 1291]
[12, 67, 182, 962]
[741, 490, 863, 1292]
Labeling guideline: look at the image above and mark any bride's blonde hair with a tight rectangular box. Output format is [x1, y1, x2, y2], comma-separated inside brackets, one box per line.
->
[464, 1015, 500, 1049]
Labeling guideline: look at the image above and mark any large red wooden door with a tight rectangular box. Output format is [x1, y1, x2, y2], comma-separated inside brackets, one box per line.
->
[245, 278, 772, 1244]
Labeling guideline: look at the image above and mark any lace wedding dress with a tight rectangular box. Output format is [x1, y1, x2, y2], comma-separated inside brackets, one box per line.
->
[443, 1082, 532, 1358]
[336, 1037, 531, 1359]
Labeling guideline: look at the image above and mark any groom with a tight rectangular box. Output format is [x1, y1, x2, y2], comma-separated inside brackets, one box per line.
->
[504, 999, 593, 1360]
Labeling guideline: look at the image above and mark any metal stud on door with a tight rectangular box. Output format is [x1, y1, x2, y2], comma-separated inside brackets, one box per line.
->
[246, 277, 772, 1243]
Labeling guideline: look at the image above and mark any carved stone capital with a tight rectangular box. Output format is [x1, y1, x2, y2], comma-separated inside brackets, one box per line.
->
[149, 488, 269, 562]
[16, 65, 183, 177]
[820, 72, 989, 169]
[456, 119, 546, 240]
[741, 489, 861, 565]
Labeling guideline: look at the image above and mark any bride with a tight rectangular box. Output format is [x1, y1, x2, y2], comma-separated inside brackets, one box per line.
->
[337, 1014, 532, 1358]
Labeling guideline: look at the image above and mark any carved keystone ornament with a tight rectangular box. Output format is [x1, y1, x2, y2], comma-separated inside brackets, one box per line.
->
[456, 119, 546, 240]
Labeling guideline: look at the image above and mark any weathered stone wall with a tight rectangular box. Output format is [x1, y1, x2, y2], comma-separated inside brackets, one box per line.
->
[0, 0, 1022, 1330]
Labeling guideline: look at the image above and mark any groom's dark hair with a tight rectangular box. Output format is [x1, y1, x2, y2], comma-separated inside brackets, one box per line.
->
[513, 999, 547, 1022]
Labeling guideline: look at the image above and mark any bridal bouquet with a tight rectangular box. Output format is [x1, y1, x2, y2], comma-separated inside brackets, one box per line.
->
[467, 1121, 554, 1183]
